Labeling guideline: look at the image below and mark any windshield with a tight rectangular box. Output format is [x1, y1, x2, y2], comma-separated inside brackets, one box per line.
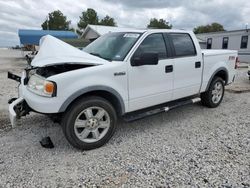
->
[84, 32, 141, 61]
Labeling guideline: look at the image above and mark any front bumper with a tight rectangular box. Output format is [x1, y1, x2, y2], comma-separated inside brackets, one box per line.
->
[10, 70, 64, 113]
[8, 71, 65, 127]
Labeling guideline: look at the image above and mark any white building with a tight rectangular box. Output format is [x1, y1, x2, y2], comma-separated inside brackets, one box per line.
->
[82, 24, 140, 41]
[197, 38, 206, 49]
[196, 29, 250, 62]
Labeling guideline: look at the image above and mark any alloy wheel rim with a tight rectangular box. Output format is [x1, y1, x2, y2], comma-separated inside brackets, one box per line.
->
[211, 82, 223, 104]
[74, 106, 110, 143]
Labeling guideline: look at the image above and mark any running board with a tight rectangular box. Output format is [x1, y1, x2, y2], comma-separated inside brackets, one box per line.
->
[123, 97, 201, 122]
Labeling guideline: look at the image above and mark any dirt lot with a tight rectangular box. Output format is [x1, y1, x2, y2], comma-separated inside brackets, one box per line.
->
[0, 49, 249, 187]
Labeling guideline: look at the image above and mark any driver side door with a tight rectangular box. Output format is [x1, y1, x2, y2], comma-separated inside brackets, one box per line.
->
[128, 33, 174, 112]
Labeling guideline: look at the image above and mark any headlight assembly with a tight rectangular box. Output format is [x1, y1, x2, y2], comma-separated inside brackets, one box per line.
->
[27, 74, 56, 97]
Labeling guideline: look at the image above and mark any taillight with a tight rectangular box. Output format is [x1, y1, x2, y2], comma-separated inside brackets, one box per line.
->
[235, 57, 240, 69]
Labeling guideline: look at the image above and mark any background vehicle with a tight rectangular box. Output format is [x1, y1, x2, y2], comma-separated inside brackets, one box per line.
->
[8, 30, 237, 150]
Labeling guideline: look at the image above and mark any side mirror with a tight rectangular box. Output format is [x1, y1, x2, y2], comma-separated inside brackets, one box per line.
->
[131, 53, 159, 66]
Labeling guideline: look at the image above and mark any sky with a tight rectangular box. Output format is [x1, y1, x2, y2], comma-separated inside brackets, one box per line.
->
[0, 0, 249, 47]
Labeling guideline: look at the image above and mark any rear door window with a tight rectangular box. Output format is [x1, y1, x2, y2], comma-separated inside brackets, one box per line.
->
[169, 33, 196, 57]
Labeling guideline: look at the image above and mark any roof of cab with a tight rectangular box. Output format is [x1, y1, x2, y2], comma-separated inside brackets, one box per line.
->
[108, 28, 192, 34]
[82, 24, 192, 36]
[146, 29, 192, 33]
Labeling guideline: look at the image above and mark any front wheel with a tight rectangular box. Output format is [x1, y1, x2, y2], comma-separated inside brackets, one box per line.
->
[201, 77, 225, 108]
[62, 96, 117, 150]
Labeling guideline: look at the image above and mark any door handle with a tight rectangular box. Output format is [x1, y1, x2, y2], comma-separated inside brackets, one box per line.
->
[195, 61, 201, 68]
[165, 65, 173, 73]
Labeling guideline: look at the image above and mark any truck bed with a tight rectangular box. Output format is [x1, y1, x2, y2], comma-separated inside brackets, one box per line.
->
[200, 49, 237, 92]
[202, 49, 237, 56]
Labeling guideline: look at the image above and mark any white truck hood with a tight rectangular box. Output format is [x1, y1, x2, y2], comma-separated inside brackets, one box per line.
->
[31, 35, 108, 67]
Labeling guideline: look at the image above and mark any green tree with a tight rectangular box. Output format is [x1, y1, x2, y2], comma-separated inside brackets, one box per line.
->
[99, 15, 116, 26]
[77, 8, 99, 35]
[147, 18, 172, 29]
[41, 10, 71, 30]
[193, 23, 225, 34]
[77, 8, 117, 35]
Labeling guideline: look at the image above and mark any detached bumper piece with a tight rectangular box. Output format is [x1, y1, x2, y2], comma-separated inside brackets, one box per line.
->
[9, 97, 31, 128]
[40, 137, 54, 149]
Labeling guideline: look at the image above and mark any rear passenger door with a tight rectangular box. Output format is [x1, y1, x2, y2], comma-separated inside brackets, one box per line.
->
[167, 33, 203, 100]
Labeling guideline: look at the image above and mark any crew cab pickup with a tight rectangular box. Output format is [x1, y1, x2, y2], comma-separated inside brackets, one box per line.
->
[8, 29, 237, 150]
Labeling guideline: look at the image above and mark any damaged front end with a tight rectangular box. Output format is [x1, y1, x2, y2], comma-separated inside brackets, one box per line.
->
[8, 63, 95, 128]
[9, 97, 31, 128]
[8, 70, 33, 128]
[35, 64, 94, 78]
[7, 35, 108, 128]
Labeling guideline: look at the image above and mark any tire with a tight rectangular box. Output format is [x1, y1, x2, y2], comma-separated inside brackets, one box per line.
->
[62, 96, 117, 150]
[201, 77, 225, 108]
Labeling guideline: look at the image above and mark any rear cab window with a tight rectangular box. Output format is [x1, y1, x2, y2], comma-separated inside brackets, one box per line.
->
[169, 33, 197, 57]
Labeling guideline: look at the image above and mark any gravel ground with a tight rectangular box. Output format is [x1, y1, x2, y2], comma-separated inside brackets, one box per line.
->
[0, 49, 249, 187]
[226, 64, 250, 93]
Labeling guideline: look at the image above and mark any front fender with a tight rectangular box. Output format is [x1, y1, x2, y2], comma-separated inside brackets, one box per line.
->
[46, 61, 128, 114]
[58, 85, 126, 114]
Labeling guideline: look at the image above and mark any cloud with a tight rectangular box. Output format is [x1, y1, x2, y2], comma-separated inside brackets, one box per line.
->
[105, 0, 249, 29]
[105, 0, 189, 9]
[0, 0, 249, 47]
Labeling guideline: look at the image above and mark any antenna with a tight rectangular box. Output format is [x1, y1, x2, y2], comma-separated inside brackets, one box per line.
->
[246, 23, 248, 32]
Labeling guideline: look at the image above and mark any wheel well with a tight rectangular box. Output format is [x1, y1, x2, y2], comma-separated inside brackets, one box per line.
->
[205, 69, 228, 91]
[70, 90, 124, 116]
[214, 70, 228, 84]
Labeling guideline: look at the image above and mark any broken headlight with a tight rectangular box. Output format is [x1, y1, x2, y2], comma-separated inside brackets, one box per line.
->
[27, 74, 56, 97]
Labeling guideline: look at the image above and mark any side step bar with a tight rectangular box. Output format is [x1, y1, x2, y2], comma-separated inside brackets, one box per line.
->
[123, 97, 201, 122]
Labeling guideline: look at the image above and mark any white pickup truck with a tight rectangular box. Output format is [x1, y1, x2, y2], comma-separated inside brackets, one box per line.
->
[8, 29, 237, 150]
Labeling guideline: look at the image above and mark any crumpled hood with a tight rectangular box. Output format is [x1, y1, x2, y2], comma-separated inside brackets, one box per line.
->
[31, 35, 108, 67]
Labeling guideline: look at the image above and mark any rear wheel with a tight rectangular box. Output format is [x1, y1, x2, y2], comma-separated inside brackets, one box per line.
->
[62, 96, 117, 150]
[201, 77, 225, 108]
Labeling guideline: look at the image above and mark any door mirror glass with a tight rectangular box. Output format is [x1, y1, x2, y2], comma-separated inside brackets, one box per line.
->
[131, 53, 158, 66]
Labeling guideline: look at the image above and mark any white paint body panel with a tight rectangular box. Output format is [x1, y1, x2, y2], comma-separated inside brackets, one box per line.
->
[16, 31, 237, 115]
[32, 35, 108, 67]
[19, 62, 129, 113]
[128, 58, 174, 111]
[172, 32, 203, 100]
[200, 49, 237, 92]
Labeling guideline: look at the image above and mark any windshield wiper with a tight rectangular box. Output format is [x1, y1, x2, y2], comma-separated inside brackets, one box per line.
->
[89, 52, 112, 61]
